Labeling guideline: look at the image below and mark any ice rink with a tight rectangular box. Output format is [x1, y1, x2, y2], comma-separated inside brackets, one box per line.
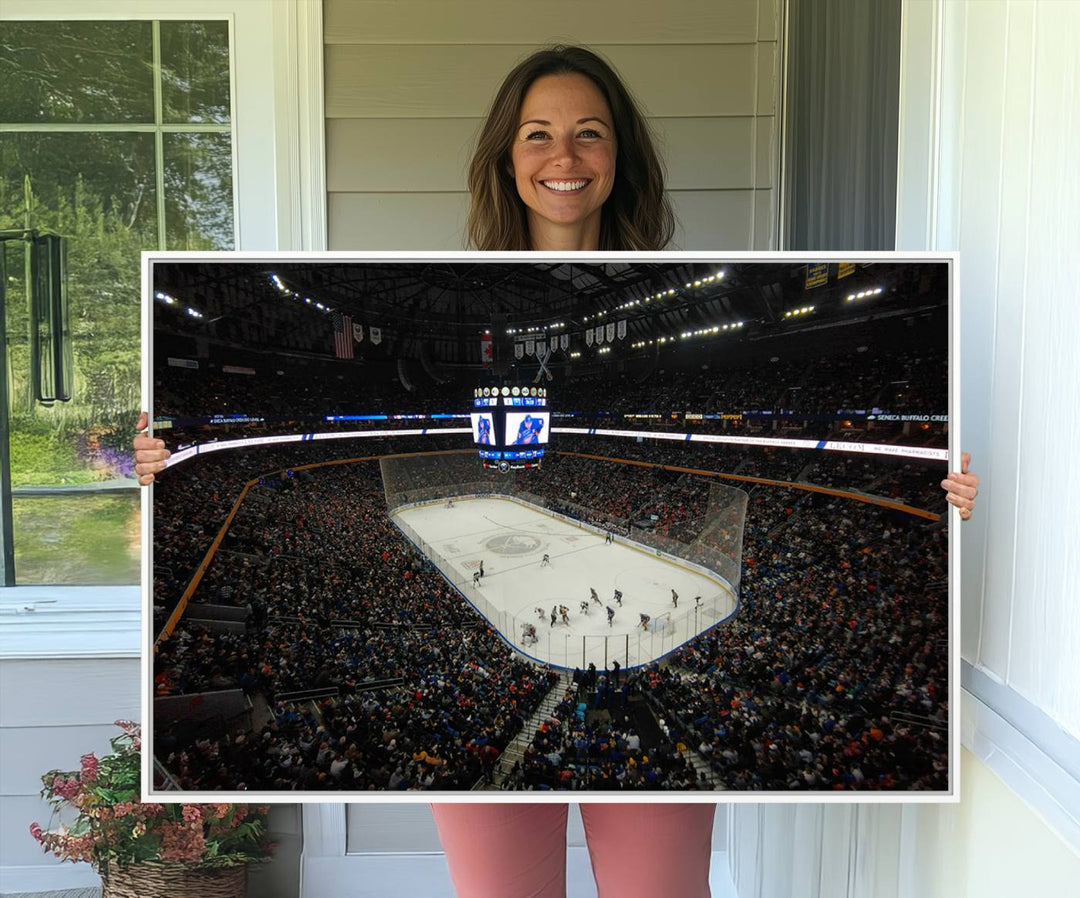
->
[392, 496, 737, 670]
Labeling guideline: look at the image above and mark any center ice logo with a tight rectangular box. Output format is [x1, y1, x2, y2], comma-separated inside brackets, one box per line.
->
[484, 534, 542, 556]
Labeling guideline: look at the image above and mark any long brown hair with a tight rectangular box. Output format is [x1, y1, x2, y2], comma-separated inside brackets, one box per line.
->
[467, 46, 675, 251]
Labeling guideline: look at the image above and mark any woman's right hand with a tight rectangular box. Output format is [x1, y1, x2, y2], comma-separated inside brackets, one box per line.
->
[133, 411, 170, 486]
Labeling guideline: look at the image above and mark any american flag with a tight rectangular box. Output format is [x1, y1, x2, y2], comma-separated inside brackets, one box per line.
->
[333, 311, 354, 359]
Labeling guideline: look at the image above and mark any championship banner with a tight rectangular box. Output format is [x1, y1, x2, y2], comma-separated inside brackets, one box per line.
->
[837, 262, 855, 280]
[481, 334, 493, 366]
[525, 338, 535, 357]
[585, 329, 594, 346]
[515, 342, 525, 359]
[560, 333, 569, 351]
[596, 325, 605, 345]
[369, 326, 382, 345]
[617, 319, 627, 340]
[550, 335, 558, 353]
[606, 322, 616, 343]
[353, 322, 364, 343]
[805, 263, 829, 289]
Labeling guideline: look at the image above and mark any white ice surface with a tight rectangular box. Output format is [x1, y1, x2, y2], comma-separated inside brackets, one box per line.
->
[393, 496, 736, 670]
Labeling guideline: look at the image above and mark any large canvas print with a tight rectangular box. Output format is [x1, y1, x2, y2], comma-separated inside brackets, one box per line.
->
[145, 254, 955, 799]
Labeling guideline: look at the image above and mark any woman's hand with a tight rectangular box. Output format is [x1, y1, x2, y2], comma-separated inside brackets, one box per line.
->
[133, 411, 170, 486]
[941, 451, 979, 521]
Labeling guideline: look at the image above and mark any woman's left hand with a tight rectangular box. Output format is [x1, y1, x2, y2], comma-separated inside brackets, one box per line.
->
[941, 451, 979, 521]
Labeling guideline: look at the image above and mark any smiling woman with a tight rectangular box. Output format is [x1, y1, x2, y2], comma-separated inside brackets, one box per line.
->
[466, 45, 674, 252]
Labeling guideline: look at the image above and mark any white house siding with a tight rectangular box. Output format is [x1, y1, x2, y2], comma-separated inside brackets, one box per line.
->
[323, 0, 781, 250]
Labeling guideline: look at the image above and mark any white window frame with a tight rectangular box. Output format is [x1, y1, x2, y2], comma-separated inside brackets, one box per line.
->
[0, 0, 325, 659]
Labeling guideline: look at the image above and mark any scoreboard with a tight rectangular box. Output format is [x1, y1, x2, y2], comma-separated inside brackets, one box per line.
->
[471, 385, 549, 471]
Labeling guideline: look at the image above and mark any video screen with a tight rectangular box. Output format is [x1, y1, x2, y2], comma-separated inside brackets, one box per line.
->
[470, 412, 494, 445]
[506, 411, 549, 445]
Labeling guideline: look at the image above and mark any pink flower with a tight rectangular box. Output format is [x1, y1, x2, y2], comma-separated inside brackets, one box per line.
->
[29, 822, 43, 842]
[80, 753, 100, 782]
[181, 805, 203, 824]
[52, 778, 80, 801]
[160, 821, 206, 863]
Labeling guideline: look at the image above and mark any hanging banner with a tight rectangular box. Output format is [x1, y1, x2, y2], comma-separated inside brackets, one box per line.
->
[585, 329, 594, 347]
[805, 263, 829, 289]
[550, 335, 558, 353]
[514, 342, 525, 360]
[369, 326, 382, 345]
[333, 312, 354, 359]
[596, 325, 605, 345]
[525, 338, 536, 357]
[560, 333, 569, 351]
[606, 322, 616, 343]
[481, 334, 493, 366]
[617, 319, 627, 340]
[353, 322, 364, 343]
[837, 262, 856, 280]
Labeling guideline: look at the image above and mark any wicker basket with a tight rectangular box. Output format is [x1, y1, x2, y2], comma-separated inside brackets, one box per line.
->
[101, 863, 247, 898]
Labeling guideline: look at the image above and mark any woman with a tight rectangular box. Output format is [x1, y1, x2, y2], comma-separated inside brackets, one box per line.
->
[135, 45, 979, 898]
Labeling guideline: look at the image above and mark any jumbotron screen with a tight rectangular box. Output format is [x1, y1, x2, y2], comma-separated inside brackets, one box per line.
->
[472, 386, 549, 470]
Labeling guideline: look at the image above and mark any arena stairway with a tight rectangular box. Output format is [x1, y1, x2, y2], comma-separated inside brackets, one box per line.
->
[476, 668, 575, 790]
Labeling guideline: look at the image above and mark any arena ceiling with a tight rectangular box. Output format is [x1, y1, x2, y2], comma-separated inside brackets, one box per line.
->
[152, 260, 948, 367]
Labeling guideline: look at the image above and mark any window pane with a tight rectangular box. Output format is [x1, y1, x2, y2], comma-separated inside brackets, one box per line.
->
[164, 133, 235, 250]
[1, 132, 154, 455]
[12, 493, 141, 585]
[0, 22, 154, 124]
[160, 21, 232, 124]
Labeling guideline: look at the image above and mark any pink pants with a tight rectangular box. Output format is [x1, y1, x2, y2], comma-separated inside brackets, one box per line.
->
[431, 803, 716, 898]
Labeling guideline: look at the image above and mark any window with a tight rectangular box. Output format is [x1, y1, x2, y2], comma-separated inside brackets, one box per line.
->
[0, 19, 234, 584]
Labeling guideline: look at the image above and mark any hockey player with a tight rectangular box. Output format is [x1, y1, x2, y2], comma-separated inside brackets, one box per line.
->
[540, 553, 551, 567]
[605, 530, 613, 544]
[479, 560, 485, 579]
[536, 606, 546, 620]
[612, 588, 623, 606]
[606, 605, 615, 627]
[580, 601, 590, 615]
[590, 587, 601, 605]
[671, 589, 678, 608]
[560, 606, 570, 626]
[473, 571, 481, 587]
[550, 608, 557, 628]
[639, 613, 651, 632]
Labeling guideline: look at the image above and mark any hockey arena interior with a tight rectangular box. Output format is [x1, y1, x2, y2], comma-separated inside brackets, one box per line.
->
[150, 259, 951, 794]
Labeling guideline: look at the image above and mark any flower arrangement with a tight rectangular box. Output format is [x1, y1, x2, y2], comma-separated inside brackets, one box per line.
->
[30, 721, 273, 875]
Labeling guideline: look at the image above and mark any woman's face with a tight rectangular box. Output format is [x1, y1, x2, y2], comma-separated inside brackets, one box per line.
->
[509, 73, 617, 250]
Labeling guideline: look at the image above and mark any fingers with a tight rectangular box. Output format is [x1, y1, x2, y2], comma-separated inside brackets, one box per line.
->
[942, 452, 979, 521]
[134, 411, 168, 486]
[940, 474, 978, 501]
